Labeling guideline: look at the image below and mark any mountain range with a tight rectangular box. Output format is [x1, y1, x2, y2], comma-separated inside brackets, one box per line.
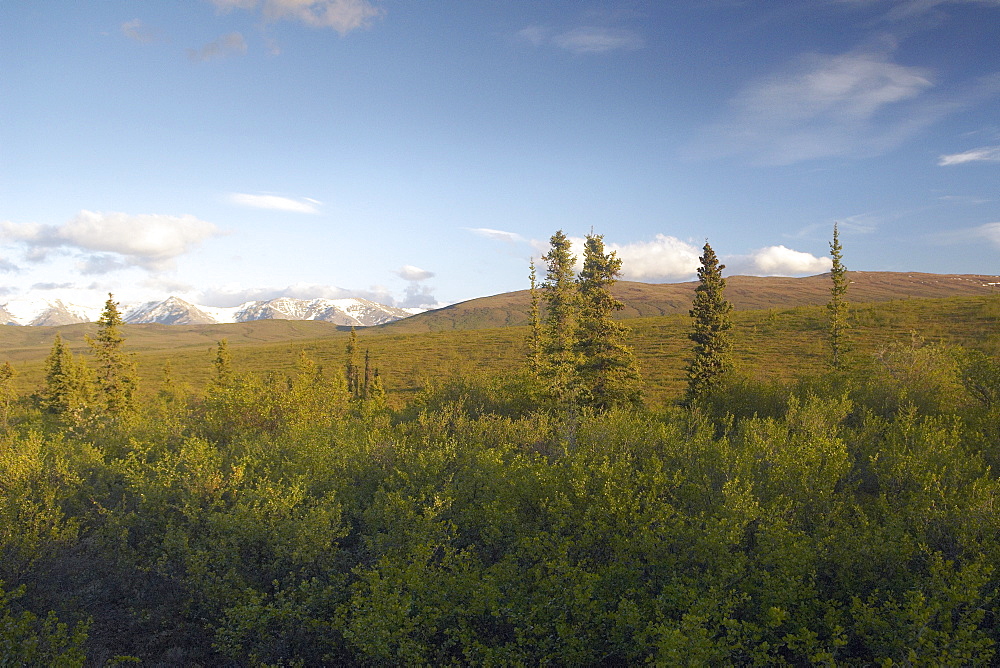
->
[0, 296, 418, 327]
[2, 271, 998, 331]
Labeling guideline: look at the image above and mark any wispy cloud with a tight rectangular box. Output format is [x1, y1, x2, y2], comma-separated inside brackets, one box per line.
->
[517, 25, 643, 54]
[466, 227, 526, 244]
[553, 27, 644, 54]
[121, 19, 160, 44]
[229, 193, 321, 213]
[209, 0, 384, 35]
[860, 0, 1000, 22]
[695, 50, 939, 164]
[936, 221, 1000, 247]
[1, 211, 221, 272]
[938, 145, 1000, 165]
[187, 32, 247, 62]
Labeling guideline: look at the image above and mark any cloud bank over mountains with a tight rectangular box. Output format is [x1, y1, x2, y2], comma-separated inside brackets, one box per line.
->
[471, 229, 832, 283]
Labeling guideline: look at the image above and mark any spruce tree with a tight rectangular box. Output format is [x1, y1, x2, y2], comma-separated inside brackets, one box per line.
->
[214, 338, 234, 387]
[0, 361, 15, 429]
[575, 233, 642, 411]
[539, 230, 580, 406]
[828, 223, 850, 368]
[88, 294, 137, 416]
[685, 242, 733, 404]
[363, 348, 372, 400]
[527, 260, 543, 376]
[40, 334, 90, 417]
[345, 327, 361, 399]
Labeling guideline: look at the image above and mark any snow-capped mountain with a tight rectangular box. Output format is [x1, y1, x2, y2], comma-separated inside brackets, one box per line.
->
[229, 297, 414, 326]
[123, 297, 217, 325]
[0, 299, 101, 326]
[0, 296, 420, 327]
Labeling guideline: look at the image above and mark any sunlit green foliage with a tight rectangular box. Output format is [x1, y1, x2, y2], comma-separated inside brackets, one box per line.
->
[38, 334, 92, 421]
[0, 581, 88, 666]
[0, 294, 999, 664]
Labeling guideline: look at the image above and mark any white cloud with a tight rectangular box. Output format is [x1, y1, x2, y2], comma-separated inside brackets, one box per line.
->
[728, 245, 832, 276]
[229, 193, 321, 213]
[1, 211, 221, 272]
[466, 227, 525, 244]
[210, 0, 384, 35]
[396, 265, 434, 281]
[696, 51, 938, 164]
[606, 235, 702, 281]
[187, 32, 247, 62]
[61, 211, 220, 267]
[938, 145, 1000, 165]
[400, 283, 440, 309]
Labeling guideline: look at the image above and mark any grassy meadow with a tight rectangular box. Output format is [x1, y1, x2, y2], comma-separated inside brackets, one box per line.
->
[5, 292, 998, 407]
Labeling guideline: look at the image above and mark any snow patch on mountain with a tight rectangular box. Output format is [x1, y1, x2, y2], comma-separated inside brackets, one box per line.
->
[0, 295, 422, 327]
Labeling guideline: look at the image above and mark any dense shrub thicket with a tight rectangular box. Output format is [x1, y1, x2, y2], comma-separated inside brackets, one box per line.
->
[2, 332, 999, 665]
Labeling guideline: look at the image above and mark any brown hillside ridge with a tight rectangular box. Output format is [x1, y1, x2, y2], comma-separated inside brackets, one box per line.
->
[387, 271, 1000, 332]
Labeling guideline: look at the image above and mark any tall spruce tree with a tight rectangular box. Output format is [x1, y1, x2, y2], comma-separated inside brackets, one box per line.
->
[575, 233, 642, 411]
[685, 242, 733, 404]
[345, 327, 361, 399]
[828, 223, 850, 368]
[87, 293, 137, 416]
[527, 260, 543, 375]
[0, 361, 16, 429]
[539, 229, 580, 406]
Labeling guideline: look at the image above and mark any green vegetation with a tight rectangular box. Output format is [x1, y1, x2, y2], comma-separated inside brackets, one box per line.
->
[0, 283, 999, 664]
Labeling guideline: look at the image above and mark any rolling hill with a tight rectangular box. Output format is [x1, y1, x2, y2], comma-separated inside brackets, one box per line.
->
[384, 271, 1000, 332]
[3, 271, 998, 405]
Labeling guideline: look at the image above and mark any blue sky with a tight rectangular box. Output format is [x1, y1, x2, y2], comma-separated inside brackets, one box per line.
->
[1, 0, 998, 309]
